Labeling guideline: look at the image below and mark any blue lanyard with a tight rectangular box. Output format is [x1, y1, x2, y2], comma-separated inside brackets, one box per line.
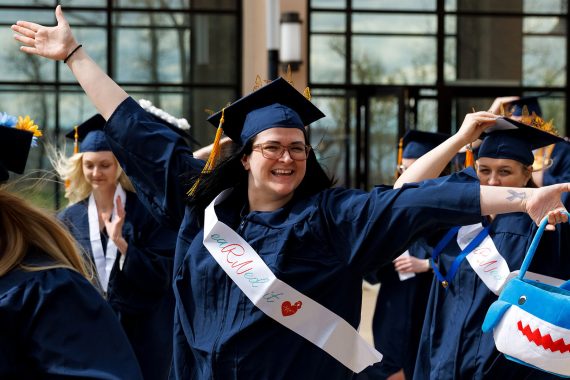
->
[430, 225, 491, 289]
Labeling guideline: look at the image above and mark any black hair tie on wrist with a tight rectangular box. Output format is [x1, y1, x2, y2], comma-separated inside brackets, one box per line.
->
[63, 44, 83, 64]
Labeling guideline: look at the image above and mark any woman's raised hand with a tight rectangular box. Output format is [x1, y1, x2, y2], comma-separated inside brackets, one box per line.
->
[12, 5, 78, 61]
[455, 111, 498, 147]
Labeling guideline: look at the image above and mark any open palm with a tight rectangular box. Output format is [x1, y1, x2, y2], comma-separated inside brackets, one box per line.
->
[11, 5, 77, 61]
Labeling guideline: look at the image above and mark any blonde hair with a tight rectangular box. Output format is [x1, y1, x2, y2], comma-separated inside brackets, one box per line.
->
[47, 144, 135, 204]
[0, 187, 93, 279]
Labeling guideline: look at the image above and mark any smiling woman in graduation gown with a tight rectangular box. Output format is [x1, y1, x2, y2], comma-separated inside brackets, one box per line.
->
[0, 122, 143, 379]
[54, 115, 177, 380]
[393, 114, 570, 379]
[12, 9, 570, 379]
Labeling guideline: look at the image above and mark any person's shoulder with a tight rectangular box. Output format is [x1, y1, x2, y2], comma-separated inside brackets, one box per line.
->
[58, 199, 88, 218]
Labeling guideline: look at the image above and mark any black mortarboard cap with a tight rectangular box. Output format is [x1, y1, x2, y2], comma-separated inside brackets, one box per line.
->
[65, 114, 110, 153]
[402, 130, 450, 159]
[207, 77, 325, 146]
[478, 117, 563, 165]
[0, 125, 34, 181]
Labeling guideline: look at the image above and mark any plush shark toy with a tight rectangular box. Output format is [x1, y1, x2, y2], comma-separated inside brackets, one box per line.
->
[482, 212, 570, 377]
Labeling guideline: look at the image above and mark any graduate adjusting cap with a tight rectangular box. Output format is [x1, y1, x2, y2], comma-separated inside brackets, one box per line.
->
[65, 114, 109, 153]
[478, 116, 563, 166]
[0, 112, 42, 182]
[207, 77, 325, 146]
[401, 130, 450, 159]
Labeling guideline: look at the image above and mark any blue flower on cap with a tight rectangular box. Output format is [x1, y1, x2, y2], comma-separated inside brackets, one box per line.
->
[0, 112, 17, 127]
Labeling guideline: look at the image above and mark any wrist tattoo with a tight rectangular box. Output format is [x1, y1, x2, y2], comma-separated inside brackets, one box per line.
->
[506, 189, 527, 201]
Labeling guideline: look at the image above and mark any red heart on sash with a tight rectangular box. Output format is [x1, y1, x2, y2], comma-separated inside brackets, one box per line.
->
[281, 300, 302, 316]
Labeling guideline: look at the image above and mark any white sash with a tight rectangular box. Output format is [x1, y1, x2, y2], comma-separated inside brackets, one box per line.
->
[88, 184, 126, 292]
[457, 223, 510, 295]
[457, 223, 564, 294]
[203, 189, 382, 373]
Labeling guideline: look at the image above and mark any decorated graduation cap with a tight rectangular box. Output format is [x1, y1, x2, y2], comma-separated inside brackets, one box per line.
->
[187, 77, 325, 195]
[0, 112, 42, 182]
[478, 116, 563, 166]
[65, 114, 109, 153]
[506, 96, 542, 117]
[401, 130, 450, 159]
[207, 77, 325, 146]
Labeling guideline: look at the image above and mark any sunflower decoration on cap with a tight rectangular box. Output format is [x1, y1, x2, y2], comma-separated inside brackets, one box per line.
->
[0, 112, 43, 146]
[0, 111, 42, 182]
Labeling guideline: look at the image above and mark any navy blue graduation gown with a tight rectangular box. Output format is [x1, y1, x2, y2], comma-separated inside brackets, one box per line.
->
[414, 168, 570, 380]
[104, 97, 485, 380]
[360, 239, 433, 380]
[0, 250, 143, 379]
[58, 191, 176, 380]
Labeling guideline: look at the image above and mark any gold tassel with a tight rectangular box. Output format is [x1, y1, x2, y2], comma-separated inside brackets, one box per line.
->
[187, 108, 226, 196]
[395, 137, 403, 179]
[73, 126, 79, 154]
[464, 144, 474, 168]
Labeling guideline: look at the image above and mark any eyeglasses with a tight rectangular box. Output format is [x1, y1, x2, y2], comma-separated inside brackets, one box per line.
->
[252, 142, 311, 161]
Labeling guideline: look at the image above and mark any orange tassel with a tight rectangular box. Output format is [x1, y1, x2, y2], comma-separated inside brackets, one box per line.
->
[395, 137, 403, 179]
[187, 108, 225, 196]
[73, 126, 79, 154]
[464, 145, 474, 168]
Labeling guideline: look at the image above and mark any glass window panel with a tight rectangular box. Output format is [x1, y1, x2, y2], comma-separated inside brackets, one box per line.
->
[0, 27, 55, 82]
[524, 0, 566, 14]
[190, 14, 238, 83]
[115, 0, 189, 8]
[523, 36, 566, 86]
[63, 0, 107, 5]
[445, 0, 457, 11]
[311, 0, 346, 10]
[310, 35, 346, 83]
[65, 10, 107, 26]
[369, 96, 398, 187]
[445, 15, 456, 34]
[352, 13, 436, 34]
[444, 36, 457, 82]
[311, 12, 346, 33]
[309, 94, 349, 186]
[453, 16, 523, 86]
[352, 36, 436, 84]
[0, 9, 54, 24]
[416, 99, 438, 132]
[456, 1, 523, 13]
[353, 0, 435, 11]
[113, 10, 188, 27]
[59, 28, 107, 82]
[524, 17, 564, 34]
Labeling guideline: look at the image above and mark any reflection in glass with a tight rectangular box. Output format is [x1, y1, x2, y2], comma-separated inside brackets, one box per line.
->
[310, 94, 350, 186]
[311, 35, 346, 83]
[523, 17, 564, 34]
[60, 28, 107, 82]
[416, 99, 438, 133]
[352, 36, 436, 84]
[524, 0, 566, 14]
[353, 0, 435, 11]
[352, 13, 436, 34]
[523, 36, 566, 87]
[311, 12, 346, 33]
[311, 0, 346, 9]
[369, 96, 398, 187]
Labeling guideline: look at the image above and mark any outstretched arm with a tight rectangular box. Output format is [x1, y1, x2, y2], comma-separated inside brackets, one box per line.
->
[481, 183, 570, 230]
[12, 5, 127, 119]
[394, 111, 497, 189]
